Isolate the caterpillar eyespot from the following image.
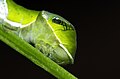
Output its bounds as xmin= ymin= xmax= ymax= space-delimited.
xmin=52 ymin=17 xmax=61 ymax=24
xmin=0 ymin=0 xmax=77 ymax=65
xmin=52 ymin=17 xmax=74 ymax=31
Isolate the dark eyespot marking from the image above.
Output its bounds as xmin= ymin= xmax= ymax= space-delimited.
xmin=52 ymin=17 xmax=74 ymax=31
xmin=52 ymin=17 xmax=61 ymax=24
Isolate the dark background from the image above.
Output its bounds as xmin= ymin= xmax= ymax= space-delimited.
xmin=0 ymin=0 xmax=119 ymax=79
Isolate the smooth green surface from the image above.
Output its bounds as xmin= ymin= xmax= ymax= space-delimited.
xmin=0 ymin=24 xmax=78 ymax=79
xmin=7 ymin=0 xmax=39 ymax=25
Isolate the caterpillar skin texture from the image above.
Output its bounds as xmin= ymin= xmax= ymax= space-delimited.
xmin=0 ymin=0 xmax=77 ymax=65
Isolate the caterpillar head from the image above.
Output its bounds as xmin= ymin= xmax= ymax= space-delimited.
xmin=36 ymin=11 xmax=77 ymax=65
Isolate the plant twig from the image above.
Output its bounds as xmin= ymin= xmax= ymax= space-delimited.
xmin=0 ymin=25 xmax=78 ymax=79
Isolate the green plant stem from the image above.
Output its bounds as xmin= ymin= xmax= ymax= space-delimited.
xmin=0 ymin=25 xmax=78 ymax=79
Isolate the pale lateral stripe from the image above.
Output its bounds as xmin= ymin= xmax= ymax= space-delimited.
xmin=0 ymin=0 xmax=7 ymax=19
xmin=46 ymin=21 xmax=74 ymax=63
xmin=0 ymin=0 xmax=35 ymax=28
xmin=59 ymin=43 xmax=74 ymax=63
xmin=42 ymin=11 xmax=73 ymax=63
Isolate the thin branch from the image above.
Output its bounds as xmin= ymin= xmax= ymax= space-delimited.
xmin=0 ymin=25 xmax=78 ymax=79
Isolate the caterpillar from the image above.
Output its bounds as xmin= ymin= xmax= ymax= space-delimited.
xmin=0 ymin=0 xmax=77 ymax=65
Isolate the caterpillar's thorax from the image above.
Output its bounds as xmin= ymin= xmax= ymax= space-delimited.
xmin=0 ymin=0 xmax=77 ymax=65
xmin=18 ymin=11 xmax=76 ymax=64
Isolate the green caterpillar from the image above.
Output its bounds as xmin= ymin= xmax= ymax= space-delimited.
xmin=0 ymin=0 xmax=77 ymax=65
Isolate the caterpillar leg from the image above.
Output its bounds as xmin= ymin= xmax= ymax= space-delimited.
xmin=2 ymin=23 xmax=19 ymax=31
xmin=35 ymin=40 xmax=71 ymax=65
